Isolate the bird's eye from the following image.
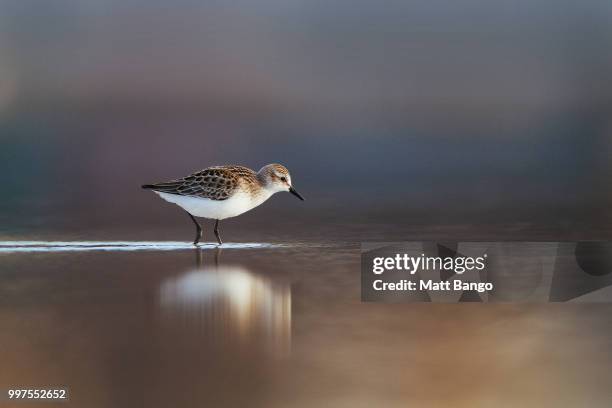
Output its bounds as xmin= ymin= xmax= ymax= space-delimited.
xmin=280 ymin=177 xmax=287 ymax=182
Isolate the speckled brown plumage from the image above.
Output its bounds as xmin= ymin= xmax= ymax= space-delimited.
xmin=142 ymin=165 xmax=259 ymax=201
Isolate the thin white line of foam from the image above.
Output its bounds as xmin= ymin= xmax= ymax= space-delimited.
xmin=0 ymin=241 xmax=287 ymax=253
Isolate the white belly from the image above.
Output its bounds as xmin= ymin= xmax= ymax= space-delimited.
xmin=155 ymin=191 xmax=270 ymax=220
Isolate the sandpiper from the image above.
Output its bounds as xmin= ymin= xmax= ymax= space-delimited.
xmin=142 ymin=164 xmax=304 ymax=245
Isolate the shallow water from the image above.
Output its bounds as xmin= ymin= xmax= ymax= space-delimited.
xmin=0 ymin=241 xmax=292 ymax=253
xmin=1 ymin=240 xmax=611 ymax=407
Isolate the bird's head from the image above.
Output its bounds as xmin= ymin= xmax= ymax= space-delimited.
xmin=258 ymin=163 xmax=304 ymax=200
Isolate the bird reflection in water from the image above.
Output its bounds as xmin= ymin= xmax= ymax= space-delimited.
xmin=159 ymin=249 xmax=291 ymax=355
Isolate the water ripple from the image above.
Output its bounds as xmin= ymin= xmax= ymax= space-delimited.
xmin=0 ymin=241 xmax=288 ymax=253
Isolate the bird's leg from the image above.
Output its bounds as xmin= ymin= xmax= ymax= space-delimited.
xmin=214 ymin=219 xmax=223 ymax=245
xmin=186 ymin=212 xmax=203 ymax=245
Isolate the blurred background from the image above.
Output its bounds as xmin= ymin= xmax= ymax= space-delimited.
xmin=1 ymin=0 xmax=612 ymax=240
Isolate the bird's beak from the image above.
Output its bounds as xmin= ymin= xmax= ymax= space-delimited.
xmin=289 ymin=186 xmax=304 ymax=201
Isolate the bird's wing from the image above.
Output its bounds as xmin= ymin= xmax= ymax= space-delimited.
xmin=142 ymin=166 xmax=247 ymax=201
